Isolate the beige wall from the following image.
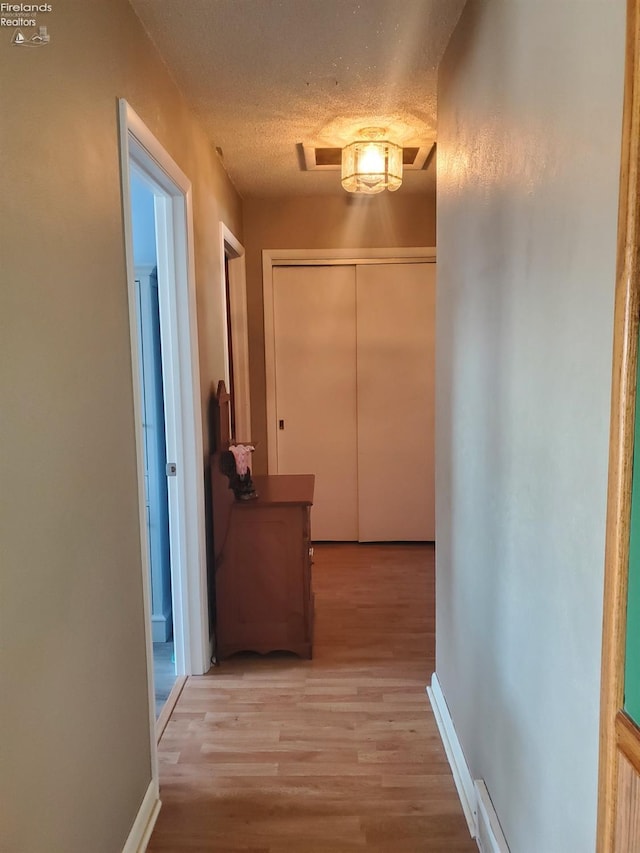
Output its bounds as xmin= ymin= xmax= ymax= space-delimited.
xmin=0 ymin=2 xmax=241 ymax=851
xmin=436 ymin=2 xmax=625 ymax=850
xmin=243 ymin=188 xmax=436 ymax=472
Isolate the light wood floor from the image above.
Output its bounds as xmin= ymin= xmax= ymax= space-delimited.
xmin=148 ymin=543 xmax=476 ymax=853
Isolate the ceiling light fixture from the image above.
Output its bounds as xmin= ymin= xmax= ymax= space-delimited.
xmin=341 ymin=127 xmax=403 ymax=195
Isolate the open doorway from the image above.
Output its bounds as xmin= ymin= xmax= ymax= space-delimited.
xmin=129 ymin=171 xmax=176 ymax=717
xmin=119 ymin=101 xmax=211 ymax=750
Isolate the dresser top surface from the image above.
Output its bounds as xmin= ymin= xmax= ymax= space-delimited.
xmin=238 ymin=474 xmax=315 ymax=507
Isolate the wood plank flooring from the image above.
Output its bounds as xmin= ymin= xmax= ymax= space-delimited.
xmin=148 ymin=543 xmax=476 ymax=852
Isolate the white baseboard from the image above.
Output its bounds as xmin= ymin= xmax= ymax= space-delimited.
xmin=426 ymin=673 xmax=510 ymax=853
xmin=427 ymin=673 xmax=477 ymax=835
xmin=151 ymin=613 xmax=171 ymax=643
xmin=475 ymin=779 xmax=510 ymax=853
xmin=122 ymin=779 xmax=161 ymax=853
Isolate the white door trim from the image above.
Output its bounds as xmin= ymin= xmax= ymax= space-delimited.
xmin=220 ymin=224 xmax=252 ymax=441
xmin=262 ymin=247 xmax=437 ymax=473
xmin=119 ymin=101 xmax=210 ymax=697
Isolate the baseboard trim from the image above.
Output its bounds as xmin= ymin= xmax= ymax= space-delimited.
xmin=122 ymin=779 xmax=161 ymax=853
xmin=475 ymin=779 xmax=510 ymax=853
xmin=151 ymin=613 xmax=172 ymax=643
xmin=426 ymin=673 xmax=510 ymax=853
xmin=427 ymin=673 xmax=477 ymax=835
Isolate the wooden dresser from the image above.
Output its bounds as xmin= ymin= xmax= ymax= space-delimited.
xmin=212 ymin=470 xmax=315 ymax=660
xmin=209 ymin=381 xmax=315 ymax=661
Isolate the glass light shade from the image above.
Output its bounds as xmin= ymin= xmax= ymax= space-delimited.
xmin=341 ymin=139 xmax=403 ymax=194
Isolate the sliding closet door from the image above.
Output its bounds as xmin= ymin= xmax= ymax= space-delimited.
xmin=273 ymin=265 xmax=358 ymax=540
xmin=356 ymin=262 xmax=436 ymax=541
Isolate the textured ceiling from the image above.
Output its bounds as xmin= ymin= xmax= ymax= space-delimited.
xmin=129 ymin=0 xmax=466 ymax=197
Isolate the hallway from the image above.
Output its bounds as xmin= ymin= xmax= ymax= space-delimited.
xmin=147 ymin=543 xmax=475 ymax=852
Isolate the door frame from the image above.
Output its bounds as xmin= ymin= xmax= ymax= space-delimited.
xmin=262 ymin=247 xmax=436 ymax=473
xmin=219 ymin=223 xmax=252 ymax=441
xmin=597 ymin=0 xmax=640 ymax=847
xmin=119 ymin=102 xmax=210 ymax=699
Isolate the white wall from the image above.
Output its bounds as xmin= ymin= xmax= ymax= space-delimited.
xmin=435 ymin=2 xmax=626 ymax=850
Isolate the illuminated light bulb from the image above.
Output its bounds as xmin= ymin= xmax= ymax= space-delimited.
xmin=359 ymin=143 xmax=385 ymax=175
xmin=341 ymin=128 xmax=402 ymax=195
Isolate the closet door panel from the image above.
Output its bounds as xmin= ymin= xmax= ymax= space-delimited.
xmin=356 ymin=262 xmax=436 ymax=541
xmin=273 ymin=265 xmax=358 ymax=540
